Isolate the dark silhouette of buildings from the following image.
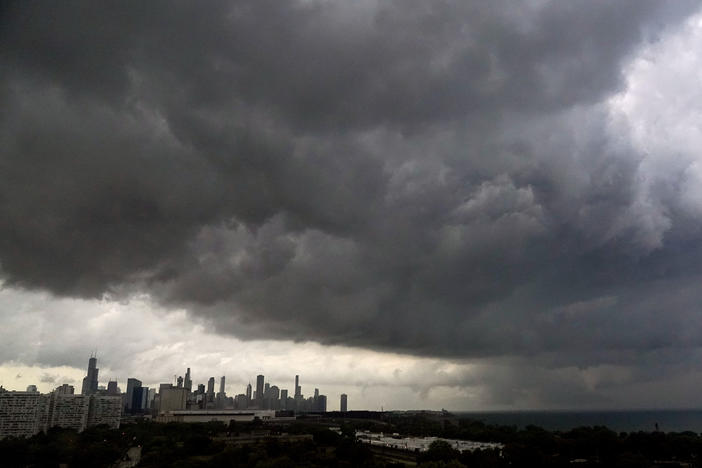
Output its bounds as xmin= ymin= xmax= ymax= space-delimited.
xmin=125 ymin=378 xmax=141 ymax=413
xmin=80 ymin=355 xmax=99 ymax=395
xmin=106 ymin=381 xmax=120 ymax=395
xmin=341 ymin=393 xmax=348 ymax=412
xmin=131 ymin=386 xmax=149 ymax=413
xmin=256 ymin=375 xmax=264 ymax=404
xmin=184 ymin=368 xmax=192 ymax=391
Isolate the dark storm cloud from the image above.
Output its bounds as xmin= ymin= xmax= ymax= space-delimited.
xmin=2 ymin=0 xmax=702 ymax=369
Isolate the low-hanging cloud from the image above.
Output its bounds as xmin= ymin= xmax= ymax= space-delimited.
xmin=2 ymin=0 xmax=702 ymax=372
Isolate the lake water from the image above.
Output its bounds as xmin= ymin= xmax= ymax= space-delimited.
xmin=456 ymin=410 xmax=702 ymax=433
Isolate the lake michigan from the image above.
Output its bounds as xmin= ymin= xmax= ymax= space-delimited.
xmin=456 ymin=410 xmax=702 ymax=433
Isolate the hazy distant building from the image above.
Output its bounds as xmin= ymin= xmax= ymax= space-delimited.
xmin=317 ymin=395 xmax=327 ymax=412
xmin=177 ymin=376 xmax=183 ymax=388
xmin=188 ymin=384 xmax=202 ymax=409
xmin=184 ymin=368 xmax=192 ymax=392
xmin=246 ymin=383 xmax=252 ymax=401
xmin=234 ymin=394 xmax=248 ymax=409
xmin=26 ymin=385 xmax=37 ymax=392
xmin=159 ymin=383 xmax=173 ymax=392
xmin=81 ymin=355 xmax=99 ymax=396
xmin=340 ymin=394 xmax=348 ymax=412
xmin=219 ymin=376 xmax=226 ymax=395
xmin=159 ymin=386 xmax=187 ymax=414
xmin=256 ymin=375 xmax=264 ymax=405
xmin=263 ymin=385 xmax=280 ymax=410
xmin=294 ymin=375 xmax=301 ymax=398
xmin=125 ymin=378 xmax=141 ymax=412
xmin=280 ymin=389 xmax=288 ymax=409
xmin=148 ymin=388 xmax=157 ymax=410
xmin=207 ymin=377 xmax=215 ymax=396
xmin=55 ymin=384 xmax=75 ymax=395
xmin=106 ymin=381 xmax=120 ymax=395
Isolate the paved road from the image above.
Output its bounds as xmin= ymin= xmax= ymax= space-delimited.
xmin=113 ymin=446 xmax=141 ymax=468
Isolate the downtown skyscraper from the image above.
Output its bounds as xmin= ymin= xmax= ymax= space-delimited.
xmin=184 ymin=368 xmax=192 ymax=392
xmin=256 ymin=375 xmax=264 ymax=402
xmin=80 ymin=355 xmax=99 ymax=396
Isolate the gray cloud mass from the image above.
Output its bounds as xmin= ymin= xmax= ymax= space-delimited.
xmin=2 ymin=0 xmax=702 ymax=376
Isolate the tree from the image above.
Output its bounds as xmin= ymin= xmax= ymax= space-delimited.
xmin=420 ymin=440 xmax=460 ymax=463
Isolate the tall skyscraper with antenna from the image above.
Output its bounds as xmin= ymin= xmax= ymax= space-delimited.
xmin=184 ymin=368 xmax=192 ymax=392
xmin=81 ymin=354 xmax=99 ymax=395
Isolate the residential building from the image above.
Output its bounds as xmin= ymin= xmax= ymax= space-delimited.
xmin=47 ymin=393 xmax=90 ymax=432
xmin=0 ymin=391 xmax=49 ymax=439
xmin=87 ymin=395 xmax=121 ymax=429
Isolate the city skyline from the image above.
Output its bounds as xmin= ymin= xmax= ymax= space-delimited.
xmin=2 ymin=355 xmax=348 ymax=413
xmin=4 ymin=1 xmax=702 ymax=411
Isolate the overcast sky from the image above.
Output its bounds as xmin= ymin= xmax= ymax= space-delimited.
xmin=3 ymin=1 xmax=702 ymax=410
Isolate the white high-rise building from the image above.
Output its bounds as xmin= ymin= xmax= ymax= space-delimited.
xmin=0 ymin=391 xmax=49 ymax=439
xmin=0 ymin=389 xmax=122 ymax=439
xmin=47 ymin=393 xmax=90 ymax=433
xmin=87 ymin=395 xmax=121 ymax=429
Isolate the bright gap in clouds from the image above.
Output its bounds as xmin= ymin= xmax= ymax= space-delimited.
xmin=0 ymin=285 xmax=488 ymax=411
xmin=608 ymin=11 xmax=702 ymax=222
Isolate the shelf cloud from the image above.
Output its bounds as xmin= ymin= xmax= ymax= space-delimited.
xmin=3 ymin=1 xmax=702 ymax=406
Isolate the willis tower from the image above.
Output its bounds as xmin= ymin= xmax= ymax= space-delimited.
xmin=81 ymin=354 xmax=99 ymax=395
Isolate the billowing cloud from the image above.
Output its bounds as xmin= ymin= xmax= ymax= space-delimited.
xmin=3 ymin=1 xmax=702 ymax=408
